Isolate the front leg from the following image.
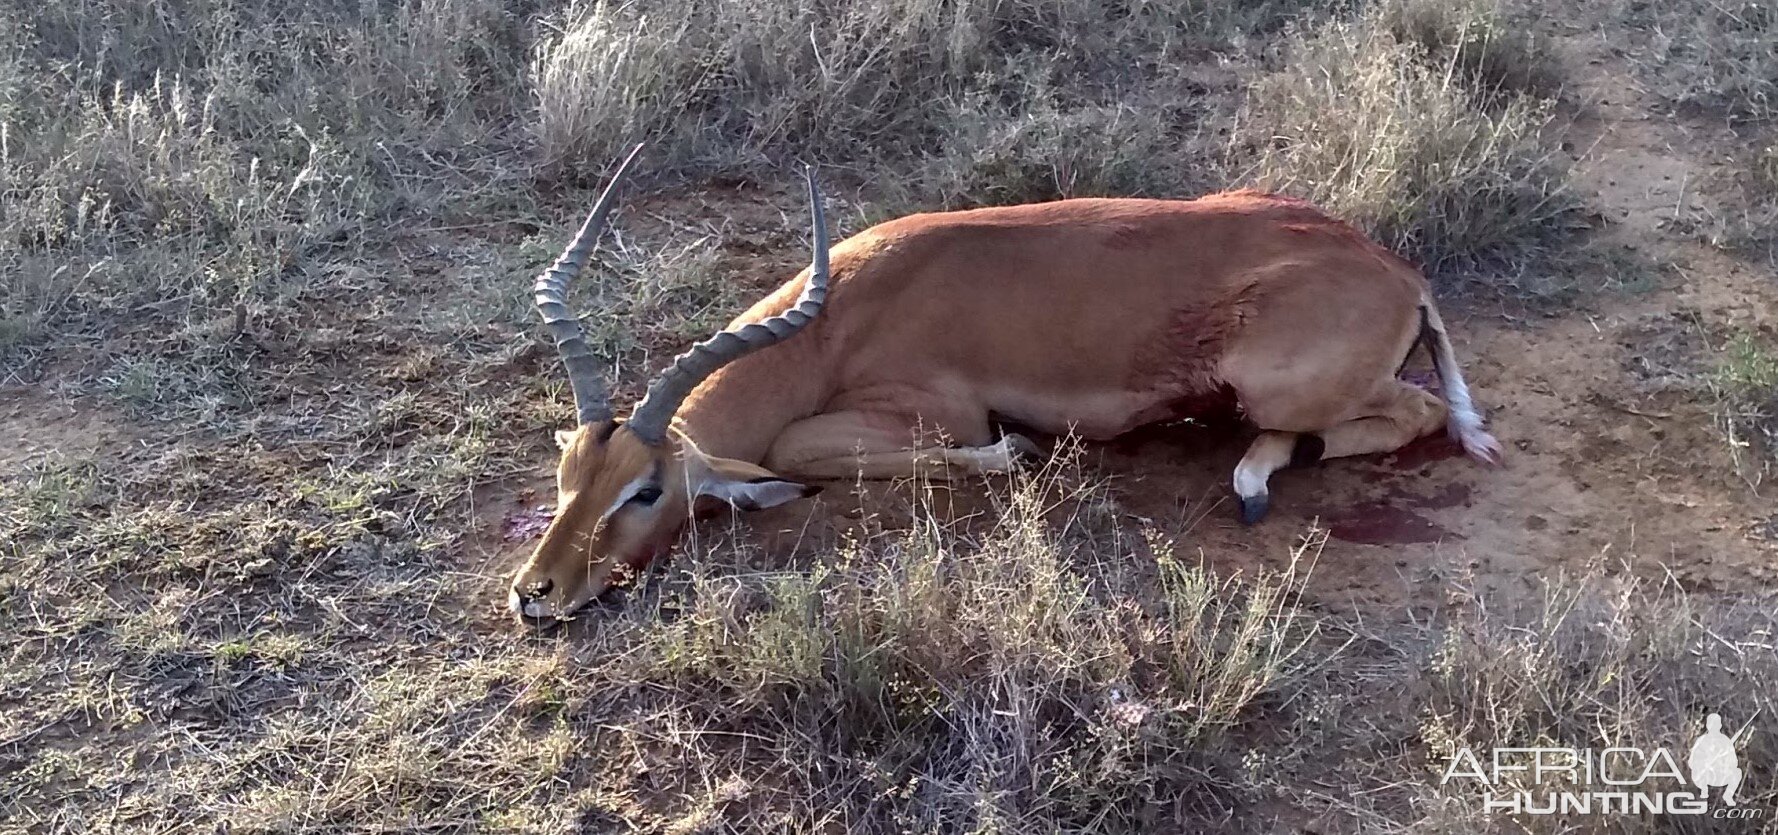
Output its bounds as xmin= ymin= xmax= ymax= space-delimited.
xmin=764 ymin=409 xmax=1037 ymax=481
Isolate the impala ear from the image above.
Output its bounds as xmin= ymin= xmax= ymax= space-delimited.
xmin=555 ymin=429 xmax=576 ymax=450
xmin=694 ymin=455 xmax=820 ymax=512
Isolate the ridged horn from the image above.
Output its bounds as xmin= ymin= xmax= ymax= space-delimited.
xmin=626 ymin=166 xmax=830 ymax=445
xmin=533 ymin=143 xmax=645 ymax=425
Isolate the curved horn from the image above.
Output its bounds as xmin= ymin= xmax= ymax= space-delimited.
xmin=627 ymin=166 xmax=830 ymax=445
xmin=533 ymin=143 xmax=645 ymax=425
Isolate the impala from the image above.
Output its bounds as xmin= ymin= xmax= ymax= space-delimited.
xmin=509 ymin=147 xmax=1503 ymax=624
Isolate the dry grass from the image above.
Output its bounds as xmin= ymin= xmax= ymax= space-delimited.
xmin=0 ymin=0 xmax=1278 ymax=383
xmin=1399 ymin=567 xmax=1778 ymax=833
xmin=529 ymin=0 xmax=1324 ymax=184
xmin=0 ymin=0 xmax=1580 ymax=382
xmin=12 ymin=0 xmax=1777 ymax=832
xmin=0 ymin=0 xmax=534 ymax=399
xmin=10 ymin=436 xmax=1776 ymax=832
xmin=1712 ymin=143 xmax=1778 ymax=266
xmin=1711 ymin=330 xmax=1778 ymax=487
xmin=1622 ymin=0 xmax=1778 ymax=122
xmin=1379 ymin=0 xmax=1561 ymax=103
xmin=1617 ymin=0 xmax=1778 ymax=280
xmin=1231 ymin=2 xmax=1583 ymax=282
xmin=2 ymin=446 xmax=1326 ymax=831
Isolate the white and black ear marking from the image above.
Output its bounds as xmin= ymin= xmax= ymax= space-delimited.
xmin=699 ymin=476 xmax=820 ymax=512
xmin=601 ymin=475 xmax=654 ymax=522
xmin=555 ymin=429 xmax=577 ymax=450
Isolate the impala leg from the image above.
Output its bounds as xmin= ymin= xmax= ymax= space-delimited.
xmin=1232 ymin=431 xmax=1300 ymax=525
xmin=1233 ymin=382 xmax=1448 ymax=524
xmin=764 ymin=410 xmax=1036 ymax=481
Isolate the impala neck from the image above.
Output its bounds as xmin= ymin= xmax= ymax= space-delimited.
xmin=671 ymin=330 xmax=832 ymax=464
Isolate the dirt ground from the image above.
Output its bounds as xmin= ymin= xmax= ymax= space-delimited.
xmin=449 ymin=29 xmax=1778 ymax=635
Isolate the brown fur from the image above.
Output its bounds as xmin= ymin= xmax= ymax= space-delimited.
xmin=511 ymin=191 xmax=1502 ymax=622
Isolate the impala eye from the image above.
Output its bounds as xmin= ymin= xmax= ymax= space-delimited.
xmin=629 ymin=485 xmax=663 ymax=507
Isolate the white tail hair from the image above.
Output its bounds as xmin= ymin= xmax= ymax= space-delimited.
xmin=1421 ymin=300 xmax=1504 ymax=466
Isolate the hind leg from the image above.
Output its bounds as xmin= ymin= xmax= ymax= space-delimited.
xmin=1233 ymin=382 xmax=1447 ymax=523
xmin=1232 ymin=431 xmax=1314 ymax=524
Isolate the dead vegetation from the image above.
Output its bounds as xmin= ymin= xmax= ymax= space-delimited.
xmin=1379 ymin=0 xmax=1561 ymax=103
xmin=1621 ymin=0 xmax=1778 ymax=122
xmin=1712 ymin=330 xmax=1778 ymax=486
xmin=3 ymin=0 xmax=1777 ymax=832
xmin=1231 ymin=0 xmax=1583 ymax=281
xmin=1713 ymin=143 xmax=1778 ymax=269
xmin=9 ymin=443 xmax=1776 ymax=832
xmin=529 ymin=0 xmax=1316 ymax=187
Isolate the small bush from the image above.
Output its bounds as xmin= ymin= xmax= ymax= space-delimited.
xmin=1715 ymin=144 xmax=1778 ymax=264
xmin=914 ymin=91 xmax=1211 ymax=207
xmin=530 ymin=0 xmax=1330 ymax=180
xmin=1627 ymin=0 xmax=1778 ymax=121
xmin=1404 ymin=567 xmax=1778 ymax=830
xmin=1233 ymin=9 xmax=1582 ymax=279
xmin=1379 ymin=0 xmax=1560 ymax=103
xmin=0 ymin=0 xmax=526 ymax=364
xmin=623 ymin=467 xmax=1320 ymax=829
xmin=1711 ymin=331 xmax=1778 ymax=483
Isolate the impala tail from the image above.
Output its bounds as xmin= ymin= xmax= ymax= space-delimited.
xmin=1419 ymin=300 xmax=1504 ymax=466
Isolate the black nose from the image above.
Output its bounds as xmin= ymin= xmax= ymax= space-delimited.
xmin=514 ymin=578 xmax=561 ymax=630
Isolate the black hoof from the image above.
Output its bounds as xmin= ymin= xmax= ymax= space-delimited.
xmin=1238 ymin=493 xmax=1270 ymax=525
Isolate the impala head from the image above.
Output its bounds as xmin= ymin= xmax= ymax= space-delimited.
xmin=509 ymin=146 xmax=830 ymax=625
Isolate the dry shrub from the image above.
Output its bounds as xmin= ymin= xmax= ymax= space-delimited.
xmin=1 ymin=445 xmax=1322 ymax=832
xmin=1715 ymin=143 xmax=1778 ymax=266
xmin=1 ymin=0 xmax=1347 ymax=376
xmin=1379 ymin=0 xmax=1559 ymax=103
xmin=4 ymin=0 xmax=523 ymax=244
xmin=1626 ymin=0 xmax=1778 ymax=121
xmin=13 ymin=426 xmax=1773 ymax=832
xmin=0 ymin=0 xmax=527 ymax=366
xmin=1710 ymin=331 xmax=1778 ymax=486
xmin=913 ymin=85 xmax=1214 ymax=207
xmin=1233 ymin=8 xmax=1582 ymax=280
xmin=1405 ymin=567 xmax=1778 ymax=832
xmin=529 ymin=0 xmax=1329 ymax=182
xmin=616 ymin=466 xmax=1320 ymax=829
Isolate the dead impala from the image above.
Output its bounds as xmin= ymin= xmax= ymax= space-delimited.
xmin=510 ymin=147 xmax=1503 ymax=624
